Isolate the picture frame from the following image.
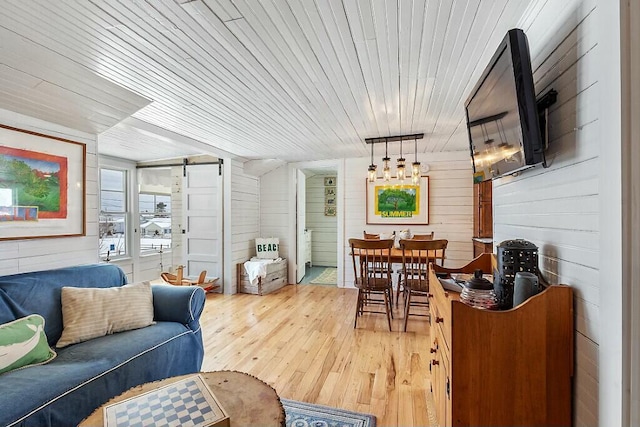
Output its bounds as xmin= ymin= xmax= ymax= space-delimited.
xmin=325 ymin=195 xmax=336 ymax=206
xmin=366 ymin=176 xmax=429 ymax=225
xmin=324 ymin=176 xmax=336 ymax=186
xmin=324 ymin=206 xmax=336 ymax=216
xmin=0 ymin=125 xmax=86 ymax=240
xmin=325 ymin=187 xmax=336 ymax=196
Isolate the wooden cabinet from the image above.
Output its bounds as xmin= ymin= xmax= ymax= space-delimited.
xmin=473 ymin=181 xmax=493 ymax=238
xmin=472 ymin=238 xmax=493 ymax=257
xmin=429 ymin=254 xmax=573 ymax=426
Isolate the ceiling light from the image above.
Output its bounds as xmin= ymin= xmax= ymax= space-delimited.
xmin=365 ymin=134 xmax=424 ymax=185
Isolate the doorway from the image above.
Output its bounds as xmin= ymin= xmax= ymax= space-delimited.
xmin=296 ymin=167 xmax=339 ymax=285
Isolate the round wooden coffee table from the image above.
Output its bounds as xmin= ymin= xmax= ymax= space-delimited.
xmin=80 ymin=371 xmax=285 ymax=426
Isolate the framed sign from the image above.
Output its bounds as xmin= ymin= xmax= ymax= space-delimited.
xmin=0 ymin=125 xmax=86 ymax=240
xmin=366 ymin=177 xmax=429 ymax=225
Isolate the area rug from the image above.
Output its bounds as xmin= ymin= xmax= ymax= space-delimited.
xmin=309 ymin=267 xmax=337 ymax=285
xmin=282 ymin=398 xmax=376 ymax=427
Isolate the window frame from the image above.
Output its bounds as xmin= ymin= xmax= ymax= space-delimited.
xmin=99 ymin=163 xmax=131 ymax=260
xmin=138 ymin=192 xmax=173 ymax=256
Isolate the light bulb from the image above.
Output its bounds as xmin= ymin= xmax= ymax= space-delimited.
xmin=412 ymin=164 xmax=420 ymax=185
xmin=397 ymin=158 xmax=406 ymax=181
xmin=412 ymin=162 xmax=421 ymax=183
xmin=383 ymin=157 xmax=391 ymax=181
xmin=368 ymin=164 xmax=377 ymax=182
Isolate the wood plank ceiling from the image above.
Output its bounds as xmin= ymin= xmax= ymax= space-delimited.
xmin=0 ymin=0 xmax=535 ymax=162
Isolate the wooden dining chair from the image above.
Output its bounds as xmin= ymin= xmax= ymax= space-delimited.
xmin=363 ymin=231 xmax=380 ymax=239
xmin=398 ymin=239 xmax=448 ymax=331
xmin=349 ymin=238 xmax=394 ymax=331
xmin=411 ymin=232 xmax=434 ymax=240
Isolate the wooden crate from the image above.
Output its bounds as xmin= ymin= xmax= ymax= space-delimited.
xmin=237 ymin=259 xmax=288 ymax=295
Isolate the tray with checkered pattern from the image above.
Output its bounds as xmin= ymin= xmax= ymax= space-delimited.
xmin=104 ymin=374 xmax=229 ymax=427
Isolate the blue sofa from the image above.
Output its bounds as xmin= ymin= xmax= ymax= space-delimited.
xmin=0 ymin=264 xmax=206 ymax=427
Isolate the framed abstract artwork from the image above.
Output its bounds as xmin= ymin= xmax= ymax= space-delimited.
xmin=366 ymin=176 xmax=429 ymax=225
xmin=0 ymin=125 xmax=86 ymax=240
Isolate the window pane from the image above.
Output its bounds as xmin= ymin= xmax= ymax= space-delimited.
xmin=139 ymin=193 xmax=172 ymax=253
xmin=155 ymin=195 xmax=171 ymax=213
xmin=100 ymin=169 xmax=126 ymax=213
xmin=138 ymin=168 xmax=172 ymax=255
xmin=99 ymin=168 xmax=127 ymax=259
xmin=101 ymin=190 xmax=125 ymax=212
xmin=99 ymin=213 xmax=127 ymax=257
xmin=139 ymin=194 xmax=155 ymax=213
xmin=100 ymin=169 xmax=124 ymax=192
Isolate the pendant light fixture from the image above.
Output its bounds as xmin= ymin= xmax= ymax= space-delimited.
xmin=382 ymin=138 xmax=391 ymax=181
xmin=367 ymin=139 xmax=377 ymax=182
xmin=412 ymin=135 xmax=421 ymax=185
xmin=364 ymin=133 xmax=425 ymax=184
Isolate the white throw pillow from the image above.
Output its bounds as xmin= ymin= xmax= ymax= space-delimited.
xmin=255 ymin=237 xmax=279 ymax=259
xmin=56 ymin=281 xmax=154 ymax=348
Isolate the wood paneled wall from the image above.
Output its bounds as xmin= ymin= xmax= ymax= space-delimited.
xmin=305 ymin=174 xmax=337 ymax=267
xmin=0 ymin=109 xmax=98 ymax=275
xmin=492 ymin=1 xmax=600 ymax=425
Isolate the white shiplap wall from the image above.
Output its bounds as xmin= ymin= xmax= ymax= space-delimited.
xmin=0 ymin=109 xmax=98 ymax=274
xmin=260 ymin=165 xmax=294 ymax=282
xmin=228 ymin=159 xmax=260 ymax=293
xmin=305 ymin=174 xmax=337 ymax=267
xmin=259 ymin=164 xmax=296 ymax=283
xmin=495 ymin=1 xmax=600 ymax=425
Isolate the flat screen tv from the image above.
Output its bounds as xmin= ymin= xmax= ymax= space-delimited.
xmin=465 ymin=28 xmax=543 ymax=182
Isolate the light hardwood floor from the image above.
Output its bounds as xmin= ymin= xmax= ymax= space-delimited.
xmin=200 ymin=284 xmax=436 ymax=426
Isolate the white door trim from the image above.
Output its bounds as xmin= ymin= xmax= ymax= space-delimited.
xmin=287 ymin=159 xmax=344 ymax=287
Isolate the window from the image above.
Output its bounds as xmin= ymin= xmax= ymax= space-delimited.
xmin=139 ymin=193 xmax=172 ymax=253
xmin=99 ymin=168 xmax=128 ymax=258
xmin=138 ymin=168 xmax=172 ymax=255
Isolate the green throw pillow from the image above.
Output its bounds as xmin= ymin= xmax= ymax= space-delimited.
xmin=0 ymin=314 xmax=56 ymax=375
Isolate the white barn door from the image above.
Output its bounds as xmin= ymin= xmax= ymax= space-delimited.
xmin=183 ymin=164 xmax=223 ymax=286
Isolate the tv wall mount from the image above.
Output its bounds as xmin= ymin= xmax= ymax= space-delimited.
xmin=537 ymin=88 xmax=558 ymax=168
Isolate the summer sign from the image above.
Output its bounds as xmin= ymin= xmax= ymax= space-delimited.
xmin=366 ymin=177 xmax=429 ymax=225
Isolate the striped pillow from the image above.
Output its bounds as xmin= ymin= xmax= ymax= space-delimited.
xmin=56 ymin=281 xmax=154 ymax=348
